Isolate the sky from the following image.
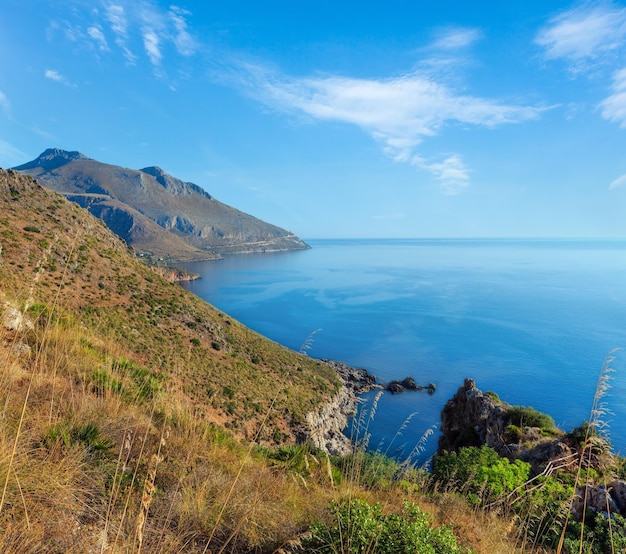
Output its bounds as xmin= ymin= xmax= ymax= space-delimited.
xmin=2 ymin=1 xmax=626 ymax=238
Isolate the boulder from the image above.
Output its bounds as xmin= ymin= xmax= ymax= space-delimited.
xmin=400 ymin=376 xmax=421 ymax=390
xmin=438 ymin=378 xmax=510 ymax=455
xmin=387 ymin=381 xmax=405 ymax=394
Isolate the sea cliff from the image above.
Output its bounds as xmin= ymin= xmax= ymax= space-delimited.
xmin=304 ymin=360 xmax=377 ymax=455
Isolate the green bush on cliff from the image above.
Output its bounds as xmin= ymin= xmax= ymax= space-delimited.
xmin=506 ymin=405 xmax=556 ymax=434
xmin=563 ymin=512 xmax=626 ymax=554
xmin=303 ymin=498 xmax=469 ymax=554
xmin=433 ymin=446 xmax=530 ymax=503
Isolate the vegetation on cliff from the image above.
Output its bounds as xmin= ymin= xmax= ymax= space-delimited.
xmin=1 ymin=167 xmax=623 ymax=553
xmin=0 ymin=168 xmax=476 ymax=552
xmin=434 ymin=375 xmax=626 ymax=553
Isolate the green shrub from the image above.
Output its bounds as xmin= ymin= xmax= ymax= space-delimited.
xmin=504 ymin=424 xmax=522 ymax=444
xmin=566 ymin=421 xmax=611 ymax=453
xmin=90 ymin=369 xmax=124 ymax=396
xmin=23 ymin=225 xmax=40 ymax=233
xmin=43 ymin=421 xmax=113 ymax=453
xmin=563 ymin=512 xmax=626 ymax=553
xmin=303 ymin=498 xmax=468 ymax=554
xmin=433 ymin=446 xmax=530 ymax=502
xmin=485 ymin=391 xmax=500 ymax=402
xmin=506 ymin=405 xmax=556 ymax=432
xmin=335 ymin=451 xmax=402 ymax=489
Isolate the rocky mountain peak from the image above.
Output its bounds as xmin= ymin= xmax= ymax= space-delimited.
xmin=14 ymin=148 xmax=90 ymax=171
xmin=140 ymin=166 xmax=211 ymax=199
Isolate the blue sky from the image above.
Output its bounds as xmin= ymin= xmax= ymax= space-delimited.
xmin=2 ymin=1 xmax=626 ymax=238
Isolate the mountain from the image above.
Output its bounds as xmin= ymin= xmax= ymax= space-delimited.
xmin=14 ymin=148 xmax=309 ymax=262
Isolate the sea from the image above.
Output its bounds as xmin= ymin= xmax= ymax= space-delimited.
xmin=179 ymin=239 xmax=626 ymax=463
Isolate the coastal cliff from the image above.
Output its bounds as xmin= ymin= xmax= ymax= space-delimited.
xmin=438 ymin=378 xmax=626 ymax=526
xmin=304 ymin=360 xmax=377 ymax=455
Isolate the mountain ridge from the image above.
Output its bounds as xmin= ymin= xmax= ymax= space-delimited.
xmin=14 ymin=149 xmax=309 ymax=262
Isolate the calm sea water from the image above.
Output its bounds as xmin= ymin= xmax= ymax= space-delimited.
xmin=180 ymin=239 xmax=626 ymax=461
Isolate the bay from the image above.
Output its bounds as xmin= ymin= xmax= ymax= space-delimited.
xmin=179 ymin=239 xmax=626 ymax=462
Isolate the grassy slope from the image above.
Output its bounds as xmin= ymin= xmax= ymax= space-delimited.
xmin=0 ymin=169 xmax=521 ymax=553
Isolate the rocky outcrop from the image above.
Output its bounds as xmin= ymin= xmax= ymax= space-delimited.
xmin=304 ymin=360 xmax=377 ymax=455
xmin=572 ymin=480 xmax=626 ymax=521
xmin=438 ymin=378 xmax=575 ymax=473
xmin=386 ymin=376 xmax=436 ymax=394
xmin=439 ymin=378 xmax=511 ymax=454
xmin=149 ymin=265 xmax=200 ymax=283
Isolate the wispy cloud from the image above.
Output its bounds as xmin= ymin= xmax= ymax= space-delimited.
xmin=536 ymin=4 xmax=626 ymax=131
xmin=50 ymin=1 xmax=198 ymax=75
xmin=87 ymin=25 xmax=109 ymax=51
xmin=535 ymin=2 xmax=626 ymax=71
xmin=44 ymin=68 xmax=76 ymax=88
xmin=137 ymin=3 xmax=197 ymax=71
xmin=45 ymin=69 xmax=64 ymax=82
xmin=411 ymin=154 xmax=470 ymax=195
xmin=141 ymin=29 xmax=162 ymax=66
xmin=0 ymin=91 xmax=11 ymax=119
xmin=105 ymin=4 xmax=136 ymax=63
xmin=430 ymin=27 xmax=482 ymax=51
xmin=0 ymin=139 xmax=27 ymax=168
xmin=599 ymin=67 xmax=626 ymax=126
xmin=231 ymin=64 xmax=541 ymax=192
xmin=610 ymin=173 xmax=626 ymax=189
xmin=169 ymin=6 xmax=197 ymax=57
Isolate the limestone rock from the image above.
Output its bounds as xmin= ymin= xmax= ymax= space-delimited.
xmin=303 ymin=360 xmax=377 ymax=455
xmin=438 ymin=378 xmax=510 ymax=455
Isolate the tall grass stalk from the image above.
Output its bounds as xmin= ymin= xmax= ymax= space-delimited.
xmin=112 ymin=404 xmax=156 ymax=551
xmin=299 ymin=328 xmax=322 ymax=356
xmin=556 ymin=349 xmax=619 ymax=554
xmin=202 ymin=379 xmax=283 ymax=554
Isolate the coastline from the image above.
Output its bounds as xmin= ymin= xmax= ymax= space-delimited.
xmin=304 ymin=359 xmax=378 ymax=455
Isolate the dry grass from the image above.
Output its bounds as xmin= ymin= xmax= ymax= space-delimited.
xmin=0 ymin=169 xmax=536 ymax=553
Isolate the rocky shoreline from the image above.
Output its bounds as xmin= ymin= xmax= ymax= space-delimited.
xmin=304 ymin=360 xmax=378 ymax=455
xmin=302 ymin=361 xmax=439 ymax=455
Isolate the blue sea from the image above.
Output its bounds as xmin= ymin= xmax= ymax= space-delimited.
xmin=179 ymin=239 xmax=626 ymax=462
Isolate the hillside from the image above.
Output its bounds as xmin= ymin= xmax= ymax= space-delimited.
xmin=14 ymin=149 xmax=309 ymax=262
xmin=0 ymin=168 xmax=484 ymax=553
xmin=0 ymin=168 xmax=336 ymax=550
xmin=5 ymin=166 xmax=615 ymax=553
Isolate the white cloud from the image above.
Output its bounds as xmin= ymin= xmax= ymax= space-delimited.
xmin=610 ymin=173 xmax=626 ymax=189
xmin=44 ymin=69 xmax=76 ymax=88
xmin=431 ymin=27 xmax=482 ymax=51
xmin=599 ymin=67 xmax=626 ymax=126
xmin=411 ymin=154 xmax=470 ymax=195
xmin=233 ymin=64 xmax=541 ymax=192
xmin=106 ymin=4 xmax=127 ymax=38
xmin=105 ymin=4 xmax=136 ymax=63
xmin=56 ymin=2 xmax=198 ymax=71
xmin=87 ymin=25 xmax=109 ymax=51
xmin=0 ymin=91 xmax=11 ymax=118
xmin=142 ymin=29 xmax=162 ymax=66
xmin=535 ymin=2 xmax=626 ymax=70
xmin=0 ymin=140 xmax=27 ymax=168
xmin=169 ymin=6 xmax=197 ymax=56
xmin=45 ymin=69 xmax=64 ymax=82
